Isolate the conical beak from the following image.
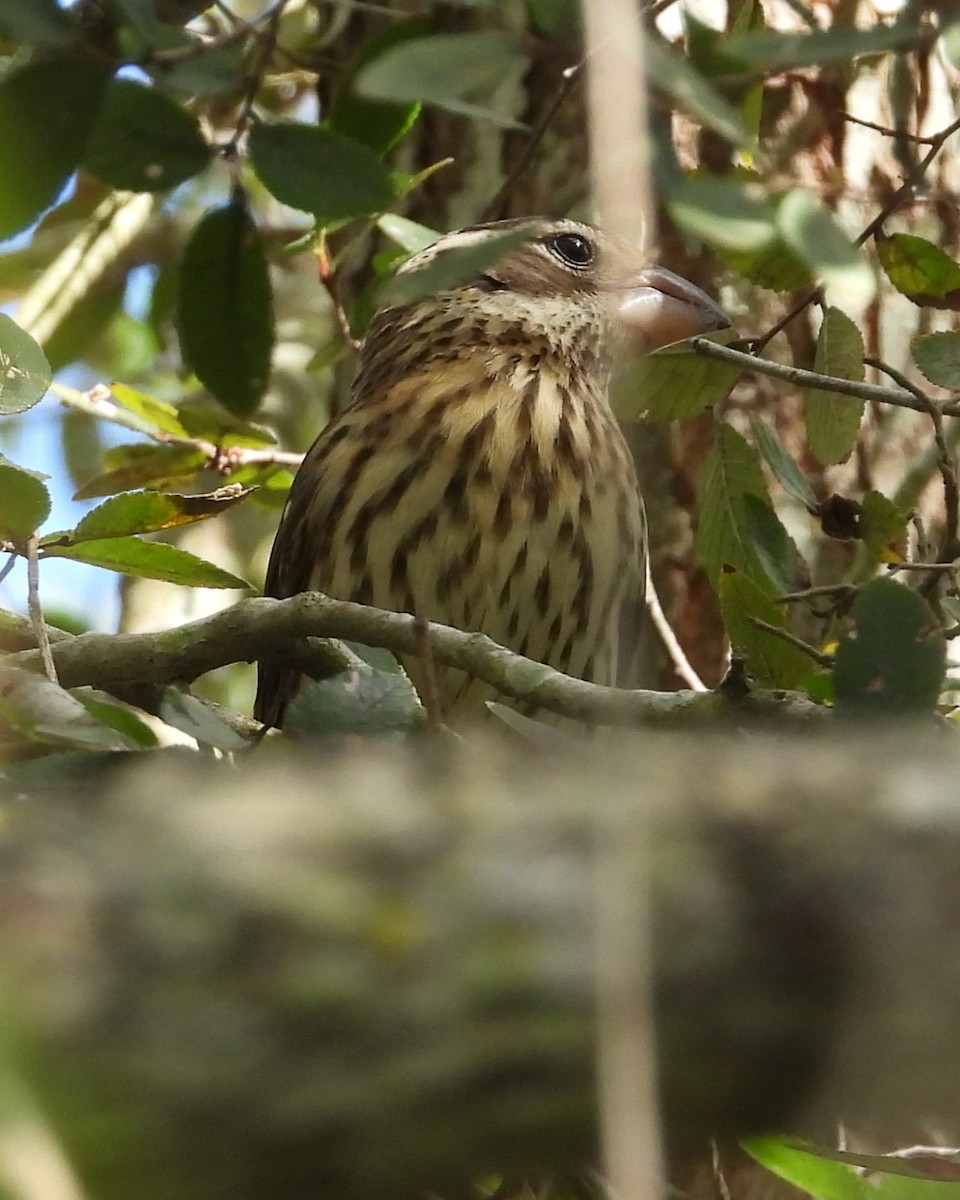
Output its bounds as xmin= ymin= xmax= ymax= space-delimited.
xmin=617 ymin=267 xmax=730 ymax=352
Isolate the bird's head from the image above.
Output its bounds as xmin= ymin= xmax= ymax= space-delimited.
xmin=354 ymin=218 xmax=730 ymax=403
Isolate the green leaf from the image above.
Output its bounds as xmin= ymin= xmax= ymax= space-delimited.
xmin=151 ymin=38 xmax=247 ymax=101
xmin=66 ymin=486 xmax=253 ymax=543
xmin=178 ymin=201 xmax=274 ymax=417
xmin=910 ymin=331 xmax=960 ymax=390
xmin=749 ymin=413 xmax=818 ymax=510
xmin=778 ymin=189 xmax=875 ymax=309
xmin=249 ymin=122 xmax=395 ymax=221
xmin=645 ymin=38 xmax=750 ymax=148
xmin=804 ymin=306 xmax=866 ymax=465
xmin=719 ymin=237 xmax=812 ymax=292
xmin=858 ymin=491 xmax=907 ymax=563
xmin=718 ymin=568 xmax=810 ymax=688
xmin=73 ymin=445 xmax=208 ymax=500
xmin=613 ymin=339 xmax=740 ymax=421
xmin=695 ymin=422 xmax=779 ymax=593
xmin=158 ymin=689 xmax=249 ymax=751
xmin=40 ymin=537 xmax=250 ymax=589
xmin=109 ymin=383 xmax=191 ymax=438
xmin=0 ymin=313 xmax=51 ymax=415
xmin=71 ymin=688 xmax=158 ymax=748
xmin=0 ymin=458 xmax=51 ymax=540
xmin=354 ymin=31 xmax=529 ymax=125
xmin=327 ymin=18 xmax=426 ymax=154
xmin=742 ymin=1136 xmax=871 ymax=1200
xmin=376 ymin=212 xmax=439 ymax=254
xmin=0 ymin=0 xmax=75 ymax=48
xmin=82 ymin=78 xmax=211 ymax=193
xmin=877 ymin=233 xmax=960 ymax=299
xmin=0 ymin=58 xmax=109 ymax=239
xmin=741 ymin=492 xmax=801 ymax=597
xmin=285 ymin=666 xmax=423 ymax=740
xmin=728 ymin=24 xmax=918 ymax=69
xmin=666 ymin=174 xmax=776 ymax=252
xmin=833 ymin=577 xmax=945 ymax=716
xmin=0 ymin=667 xmax=131 ymax=752
xmin=380 ymin=222 xmax=538 ymax=307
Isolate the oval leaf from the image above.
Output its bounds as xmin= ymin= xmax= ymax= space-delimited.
xmin=327 ymin=18 xmax=426 ymax=154
xmin=877 ymin=232 xmax=960 ymax=302
xmin=804 ymin=306 xmax=865 ymax=465
xmin=778 ymin=189 xmax=875 ymax=309
xmin=0 ymin=313 xmax=51 ymax=415
xmin=178 ymin=201 xmax=274 ymax=417
xmin=667 ymin=174 xmax=776 ymax=252
xmin=833 ymin=577 xmax=945 ymax=716
xmin=249 ymin=122 xmax=394 ymax=221
xmin=110 ymin=383 xmax=190 ymax=438
xmin=67 ymin=486 xmax=254 ymax=543
xmin=718 ymin=568 xmax=811 ymax=689
xmin=748 ymin=413 xmax=818 ymax=511
xmin=82 ymin=78 xmax=211 ymax=193
xmin=0 ymin=58 xmax=109 ymax=239
xmin=73 ymin=445 xmax=208 ymax=501
xmin=858 ymin=491 xmax=908 ymax=564
xmin=0 ymin=459 xmax=51 ymax=540
xmin=614 ymin=343 xmax=740 ymax=422
xmin=40 ymin=537 xmax=250 ymax=589
xmin=911 ymin=331 xmax=960 ymax=390
xmin=695 ymin=421 xmax=780 ymax=593
xmin=645 ymin=38 xmax=750 ymax=148
xmin=355 ymin=30 xmax=529 ymax=120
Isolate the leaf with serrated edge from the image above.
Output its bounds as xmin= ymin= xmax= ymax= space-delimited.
xmin=66 ymin=487 xmax=254 ymax=543
xmin=73 ymin=446 xmax=207 ymax=500
xmin=40 ymin=537 xmax=249 ymax=589
xmin=0 ymin=461 xmax=51 ymax=539
xmin=878 ymin=233 xmax=960 ymax=298
xmin=833 ymin=577 xmax=945 ymax=716
xmin=911 ymin=331 xmax=960 ymax=390
xmin=0 ymin=313 xmax=51 ymax=415
xmin=695 ymin=422 xmax=780 ymax=594
xmin=718 ymin=569 xmax=810 ymax=688
xmin=804 ymin=306 xmax=865 ymax=465
xmin=615 ymin=344 xmax=740 ymax=422
xmin=858 ymin=491 xmax=907 ymax=563
xmin=110 ymin=383 xmax=190 ymax=437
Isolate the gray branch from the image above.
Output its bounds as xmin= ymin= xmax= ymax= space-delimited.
xmin=5 ymin=594 xmax=826 ymax=727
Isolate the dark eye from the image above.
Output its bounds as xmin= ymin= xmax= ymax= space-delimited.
xmin=547 ymin=231 xmax=595 ymax=269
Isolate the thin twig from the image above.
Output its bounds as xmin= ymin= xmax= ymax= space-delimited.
xmin=841 ymin=112 xmax=939 ymax=145
xmin=752 ymin=114 xmax=960 ymax=351
xmin=776 ymin=583 xmax=858 ymax=605
xmin=224 ymin=0 xmax=291 ymax=156
xmin=887 ymin=560 xmax=959 ymax=572
xmin=689 ymin=338 xmax=956 ymax=415
xmin=412 ymin=615 xmax=443 ymax=730
xmin=865 ymin=355 xmax=960 ymax=563
xmin=645 ymin=561 xmax=706 ymax=691
xmin=747 ymin=616 xmax=834 ymax=668
xmin=49 ymin=381 xmax=303 ymax=471
xmin=483 ymin=63 xmax=583 ymax=222
xmin=25 ymin=536 xmax=57 ymax=684
xmin=0 ymin=554 xmax=16 ymax=587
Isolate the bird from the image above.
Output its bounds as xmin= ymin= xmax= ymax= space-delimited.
xmin=254 ymin=217 xmax=729 ymax=729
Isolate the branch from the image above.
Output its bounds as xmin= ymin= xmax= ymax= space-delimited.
xmin=50 ymin=381 xmax=303 ymax=472
xmin=6 ymin=595 xmax=827 ymax=728
xmin=689 ymin=338 xmax=960 ymax=417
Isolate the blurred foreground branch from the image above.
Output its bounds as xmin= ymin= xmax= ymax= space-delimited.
xmin=1 ymin=734 xmax=960 ymax=1198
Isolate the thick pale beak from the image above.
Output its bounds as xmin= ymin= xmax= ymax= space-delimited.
xmin=618 ymin=267 xmax=730 ymax=351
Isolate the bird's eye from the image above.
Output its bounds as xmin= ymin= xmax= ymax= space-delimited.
xmin=547 ymin=232 xmax=595 ymax=269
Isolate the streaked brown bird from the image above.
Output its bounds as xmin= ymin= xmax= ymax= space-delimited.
xmin=255 ymin=218 xmax=729 ymax=728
